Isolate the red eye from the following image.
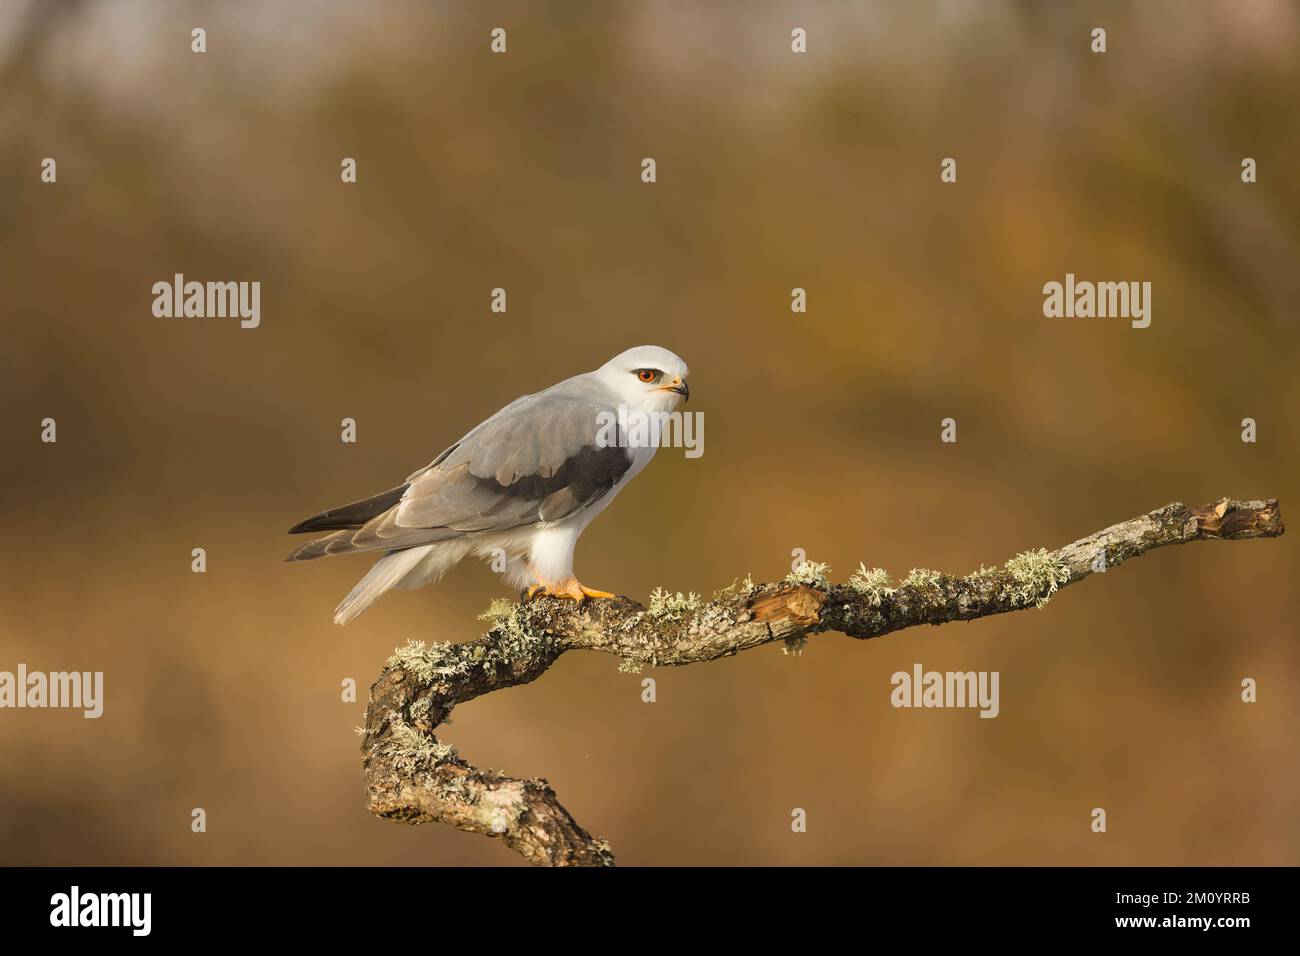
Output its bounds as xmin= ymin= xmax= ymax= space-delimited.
xmin=637 ymin=369 xmax=656 ymax=383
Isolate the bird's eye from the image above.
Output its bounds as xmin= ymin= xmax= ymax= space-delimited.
xmin=636 ymin=369 xmax=658 ymax=384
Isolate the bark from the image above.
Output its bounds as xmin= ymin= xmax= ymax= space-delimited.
xmin=360 ymin=497 xmax=1283 ymax=866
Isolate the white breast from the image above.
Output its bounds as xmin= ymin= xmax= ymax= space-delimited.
xmin=524 ymin=444 xmax=657 ymax=586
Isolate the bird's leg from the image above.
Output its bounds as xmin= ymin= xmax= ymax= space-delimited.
xmin=530 ymin=579 xmax=616 ymax=601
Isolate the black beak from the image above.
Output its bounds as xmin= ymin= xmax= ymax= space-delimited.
xmin=673 ymin=379 xmax=690 ymax=402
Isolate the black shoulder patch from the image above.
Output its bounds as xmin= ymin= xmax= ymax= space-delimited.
xmin=493 ymin=445 xmax=633 ymax=507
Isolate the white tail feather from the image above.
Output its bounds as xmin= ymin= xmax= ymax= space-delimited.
xmin=333 ymin=545 xmax=436 ymax=625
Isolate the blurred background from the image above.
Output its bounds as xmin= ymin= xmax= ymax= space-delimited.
xmin=1 ymin=0 xmax=1297 ymax=866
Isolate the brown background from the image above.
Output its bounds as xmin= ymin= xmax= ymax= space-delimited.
xmin=1 ymin=0 xmax=1297 ymax=865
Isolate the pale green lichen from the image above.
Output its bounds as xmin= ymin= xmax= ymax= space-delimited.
xmin=617 ymin=658 xmax=644 ymax=674
xmin=847 ymin=564 xmax=895 ymax=606
xmin=383 ymin=717 xmax=458 ymax=774
xmin=387 ymin=639 xmax=466 ymax=683
xmin=616 ymin=610 xmax=647 ymax=632
xmin=409 ymin=695 xmax=432 ymax=722
xmin=387 ymin=600 xmax=551 ymax=687
xmin=437 ymin=774 xmax=472 ymax=801
xmin=647 ymin=587 xmax=702 ymax=621
xmin=902 ymin=567 xmax=943 ymax=590
xmin=477 ymin=597 xmax=516 ymax=626
xmin=477 ymin=598 xmax=538 ymax=646
xmin=785 ymin=560 xmax=831 ymax=588
xmin=695 ymin=599 xmax=738 ymax=632
xmin=1003 ymin=548 xmax=1072 ymax=608
xmin=713 ymin=575 xmax=756 ymax=601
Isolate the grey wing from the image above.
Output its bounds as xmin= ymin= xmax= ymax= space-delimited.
xmin=287 ymin=385 xmax=632 ymax=561
xmin=394 ymin=388 xmax=631 ymax=532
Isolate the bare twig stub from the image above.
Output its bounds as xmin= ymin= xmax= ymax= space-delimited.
xmin=360 ymin=497 xmax=1283 ymax=866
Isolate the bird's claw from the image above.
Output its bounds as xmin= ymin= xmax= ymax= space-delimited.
xmin=524 ymin=580 xmax=616 ymax=602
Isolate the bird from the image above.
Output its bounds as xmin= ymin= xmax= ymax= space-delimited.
xmin=286 ymin=345 xmax=690 ymax=625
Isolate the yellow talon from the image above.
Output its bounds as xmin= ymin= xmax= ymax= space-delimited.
xmin=526 ymin=580 xmax=617 ymax=602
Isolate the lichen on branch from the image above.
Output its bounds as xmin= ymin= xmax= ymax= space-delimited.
xmin=361 ymin=497 xmax=1283 ymax=866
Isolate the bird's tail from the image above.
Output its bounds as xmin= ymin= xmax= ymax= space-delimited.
xmin=332 ymin=540 xmax=469 ymax=625
xmin=333 ymin=545 xmax=434 ymax=625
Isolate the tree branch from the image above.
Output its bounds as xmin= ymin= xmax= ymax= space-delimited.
xmin=360 ymin=497 xmax=1283 ymax=866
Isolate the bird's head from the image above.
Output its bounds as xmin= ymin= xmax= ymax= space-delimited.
xmin=596 ymin=345 xmax=690 ymax=411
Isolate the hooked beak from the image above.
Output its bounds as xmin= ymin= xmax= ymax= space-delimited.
xmin=670 ymin=377 xmax=690 ymax=402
